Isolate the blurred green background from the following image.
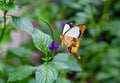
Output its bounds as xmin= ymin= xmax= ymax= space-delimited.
xmin=0 ymin=0 xmax=120 ymax=83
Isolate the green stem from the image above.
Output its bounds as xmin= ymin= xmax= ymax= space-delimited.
xmin=98 ymin=0 xmax=113 ymax=25
xmin=89 ymin=5 xmax=95 ymax=27
xmin=0 ymin=10 xmax=7 ymax=44
xmin=45 ymin=53 xmax=49 ymax=64
xmin=39 ymin=18 xmax=56 ymax=63
xmin=39 ymin=17 xmax=55 ymax=41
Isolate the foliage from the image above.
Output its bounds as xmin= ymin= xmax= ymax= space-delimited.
xmin=8 ymin=65 xmax=35 ymax=82
xmin=0 ymin=0 xmax=120 ymax=83
xmin=35 ymin=64 xmax=58 ymax=83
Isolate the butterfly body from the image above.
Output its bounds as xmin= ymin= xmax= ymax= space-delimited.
xmin=60 ymin=35 xmax=79 ymax=53
xmin=60 ymin=22 xmax=86 ymax=58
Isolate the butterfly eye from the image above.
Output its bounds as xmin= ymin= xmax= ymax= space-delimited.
xmin=69 ymin=22 xmax=73 ymax=25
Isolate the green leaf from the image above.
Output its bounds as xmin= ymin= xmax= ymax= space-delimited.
xmin=104 ymin=21 xmax=120 ymax=37
xmin=12 ymin=16 xmax=34 ymax=34
xmin=0 ymin=62 xmax=5 ymax=74
xmin=8 ymin=47 xmax=37 ymax=57
xmin=65 ymin=58 xmax=82 ymax=71
xmin=36 ymin=64 xmax=58 ymax=83
xmin=28 ymin=79 xmax=36 ymax=83
xmin=112 ymin=38 xmax=120 ymax=46
xmin=96 ymin=72 xmax=109 ymax=80
xmin=8 ymin=65 xmax=35 ymax=82
xmin=6 ymin=3 xmax=16 ymax=10
xmin=52 ymin=62 xmax=69 ymax=70
xmin=55 ymin=77 xmax=71 ymax=83
xmin=54 ymin=53 xmax=69 ymax=62
xmin=32 ymin=29 xmax=52 ymax=54
xmin=69 ymin=3 xmax=82 ymax=9
xmin=53 ymin=53 xmax=82 ymax=71
xmin=9 ymin=5 xmax=19 ymax=14
xmin=78 ymin=0 xmax=93 ymax=5
xmin=0 ymin=78 xmax=5 ymax=83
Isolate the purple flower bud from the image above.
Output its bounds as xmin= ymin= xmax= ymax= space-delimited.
xmin=49 ymin=41 xmax=59 ymax=51
xmin=98 ymin=37 xmax=104 ymax=42
xmin=61 ymin=22 xmax=66 ymax=28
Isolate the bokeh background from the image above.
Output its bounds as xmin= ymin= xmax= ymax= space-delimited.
xmin=0 ymin=0 xmax=120 ymax=83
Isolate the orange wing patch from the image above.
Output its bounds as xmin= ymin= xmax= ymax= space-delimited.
xmin=68 ymin=38 xmax=79 ymax=53
xmin=78 ymin=24 xmax=86 ymax=35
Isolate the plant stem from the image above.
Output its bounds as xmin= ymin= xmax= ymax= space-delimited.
xmin=98 ymin=0 xmax=113 ymax=25
xmin=39 ymin=18 xmax=56 ymax=63
xmin=39 ymin=17 xmax=55 ymax=41
xmin=0 ymin=10 xmax=7 ymax=44
xmin=45 ymin=53 xmax=49 ymax=64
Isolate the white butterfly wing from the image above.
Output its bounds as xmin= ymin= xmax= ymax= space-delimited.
xmin=62 ymin=24 xmax=71 ymax=34
xmin=65 ymin=26 xmax=80 ymax=38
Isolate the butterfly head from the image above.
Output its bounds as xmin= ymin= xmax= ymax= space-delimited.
xmin=66 ymin=22 xmax=74 ymax=28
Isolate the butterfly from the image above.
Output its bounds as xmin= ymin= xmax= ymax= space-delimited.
xmin=60 ymin=22 xmax=86 ymax=59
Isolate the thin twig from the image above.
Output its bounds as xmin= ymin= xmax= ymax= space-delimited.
xmin=0 ymin=10 xmax=7 ymax=44
xmin=39 ymin=17 xmax=55 ymax=41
